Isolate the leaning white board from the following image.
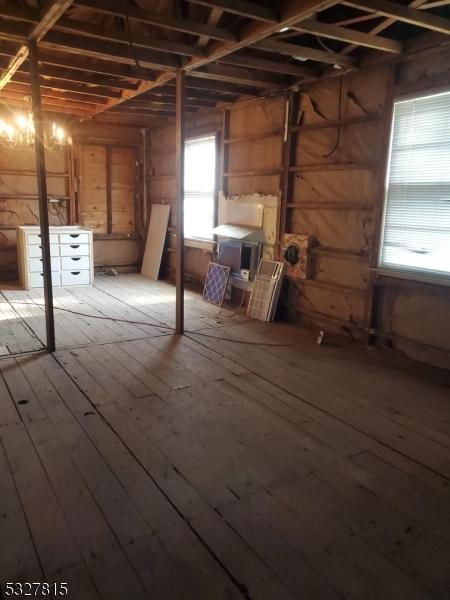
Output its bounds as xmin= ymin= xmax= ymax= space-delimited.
xmin=141 ymin=204 xmax=171 ymax=280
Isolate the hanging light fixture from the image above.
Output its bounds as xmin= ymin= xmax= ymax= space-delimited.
xmin=0 ymin=109 xmax=67 ymax=150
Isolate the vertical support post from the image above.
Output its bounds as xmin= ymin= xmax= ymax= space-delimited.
xmin=28 ymin=39 xmax=55 ymax=353
xmin=175 ymin=69 xmax=185 ymax=334
xmin=279 ymin=91 xmax=298 ymax=256
xmin=106 ymin=146 xmax=112 ymax=234
xmin=365 ymin=66 xmax=396 ymax=345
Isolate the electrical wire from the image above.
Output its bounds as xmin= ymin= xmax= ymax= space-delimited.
xmin=5 ymin=300 xmax=303 ymax=347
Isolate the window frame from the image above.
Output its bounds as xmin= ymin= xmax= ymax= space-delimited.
xmin=183 ymin=129 xmax=220 ymax=249
xmin=377 ymin=88 xmax=450 ymax=287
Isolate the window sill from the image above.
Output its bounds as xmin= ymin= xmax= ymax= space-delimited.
xmin=375 ymin=267 xmax=450 ymax=288
xmin=185 ymin=238 xmax=216 ymax=252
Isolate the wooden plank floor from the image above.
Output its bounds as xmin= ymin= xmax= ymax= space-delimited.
xmin=1 ymin=274 xmax=450 ymax=599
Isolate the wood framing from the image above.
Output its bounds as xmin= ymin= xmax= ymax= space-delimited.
xmin=175 ymin=70 xmax=185 ymax=334
xmin=28 ymin=38 xmax=56 ymax=353
xmin=0 ymin=0 xmax=74 ymax=91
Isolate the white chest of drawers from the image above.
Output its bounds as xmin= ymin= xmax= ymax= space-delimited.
xmin=17 ymin=226 xmax=94 ymax=290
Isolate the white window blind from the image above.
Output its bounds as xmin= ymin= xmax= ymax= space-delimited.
xmin=184 ymin=135 xmax=216 ymax=241
xmin=380 ymin=90 xmax=450 ymax=279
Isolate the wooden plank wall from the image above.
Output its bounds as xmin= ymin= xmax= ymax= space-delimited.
xmin=146 ymin=51 xmax=450 ymax=370
xmin=0 ymin=120 xmax=144 ymax=278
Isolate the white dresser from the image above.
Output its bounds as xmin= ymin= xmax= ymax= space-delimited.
xmin=17 ymin=226 xmax=94 ymax=290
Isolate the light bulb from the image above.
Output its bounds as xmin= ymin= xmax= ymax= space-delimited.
xmin=15 ymin=114 xmax=27 ymax=129
xmin=55 ymin=127 xmax=65 ymax=143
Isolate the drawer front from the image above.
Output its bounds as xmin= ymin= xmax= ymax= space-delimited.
xmin=28 ymin=244 xmax=60 ymax=258
xmin=61 ymin=270 xmax=91 ymax=286
xmin=27 ymin=233 xmax=59 ymax=245
xmin=29 ymin=271 xmax=61 ymax=288
xmin=29 ymin=257 xmax=61 ymax=272
xmin=60 ymin=232 xmax=90 ymax=245
xmin=61 ymin=256 xmax=90 ymax=271
xmin=60 ymin=243 xmax=90 ymax=257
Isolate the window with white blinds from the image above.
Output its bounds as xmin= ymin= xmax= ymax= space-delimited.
xmin=184 ymin=135 xmax=216 ymax=241
xmin=380 ymin=90 xmax=450 ymax=280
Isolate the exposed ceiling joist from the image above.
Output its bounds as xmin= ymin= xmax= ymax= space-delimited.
xmin=197 ymin=8 xmax=225 ymax=48
xmin=182 ymin=0 xmax=338 ymax=71
xmin=218 ymin=52 xmax=319 ymax=78
xmin=344 ymin=0 xmax=450 ymax=34
xmin=41 ymin=31 xmax=180 ymax=71
xmin=253 ymin=38 xmax=356 ymax=66
xmin=292 ymin=18 xmax=403 ymax=53
xmin=54 ymin=18 xmax=205 ymax=58
xmin=0 ymin=5 xmax=207 ymax=59
xmin=185 ymin=0 xmax=279 ymax=22
xmin=0 ymin=0 xmax=74 ymax=90
xmin=0 ymin=42 xmax=146 ymax=84
xmin=83 ymin=0 xmax=338 ymax=118
xmin=188 ymin=63 xmax=288 ymax=88
xmin=6 ymin=80 xmax=107 ymax=105
xmin=11 ymin=71 xmax=123 ymax=98
xmin=74 ymin=0 xmax=236 ymax=43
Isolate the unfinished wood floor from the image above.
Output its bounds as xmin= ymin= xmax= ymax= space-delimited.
xmin=1 ymin=275 xmax=450 ymax=600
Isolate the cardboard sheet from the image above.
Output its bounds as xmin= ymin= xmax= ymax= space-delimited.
xmin=141 ymin=204 xmax=171 ymax=280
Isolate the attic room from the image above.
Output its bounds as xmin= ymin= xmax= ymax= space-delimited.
xmin=0 ymin=1 xmax=450 ymax=598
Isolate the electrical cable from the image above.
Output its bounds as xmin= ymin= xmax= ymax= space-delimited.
xmin=5 ymin=299 xmax=303 ymax=347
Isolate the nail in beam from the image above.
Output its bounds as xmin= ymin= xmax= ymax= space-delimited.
xmin=29 ymin=39 xmax=56 ymax=352
xmin=175 ymin=69 xmax=185 ymax=334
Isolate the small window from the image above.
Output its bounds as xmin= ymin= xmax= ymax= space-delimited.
xmin=380 ymin=91 xmax=450 ymax=280
xmin=184 ymin=135 xmax=216 ymax=241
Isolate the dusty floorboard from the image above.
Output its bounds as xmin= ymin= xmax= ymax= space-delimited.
xmin=1 ymin=275 xmax=450 ymax=599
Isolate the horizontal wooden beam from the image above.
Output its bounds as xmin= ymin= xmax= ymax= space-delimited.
xmin=0 ymin=0 xmax=74 ymax=91
xmin=166 ymin=78 xmax=249 ymax=96
xmin=292 ymin=18 xmax=403 ymax=53
xmin=0 ymin=22 xmax=180 ymax=71
xmin=41 ymin=31 xmax=181 ymax=71
xmin=185 ymin=0 xmax=279 ymax=22
xmin=74 ymin=0 xmax=236 ymax=42
xmin=188 ymin=64 xmax=287 ymax=89
xmin=54 ymin=18 xmax=205 ymax=58
xmin=344 ymin=0 xmax=450 ymax=34
xmin=0 ymin=90 xmax=94 ymax=114
xmin=218 ymin=52 xmax=319 ymax=78
xmin=253 ymin=38 xmax=356 ymax=67
xmin=8 ymin=69 xmax=123 ymax=98
xmin=82 ymin=0 xmax=337 ymax=118
xmin=6 ymin=81 xmax=108 ymax=105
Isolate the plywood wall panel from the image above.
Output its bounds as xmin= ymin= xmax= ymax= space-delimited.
xmin=111 ymin=147 xmax=137 ymax=234
xmin=78 ymin=144 xmax=107 ymax=233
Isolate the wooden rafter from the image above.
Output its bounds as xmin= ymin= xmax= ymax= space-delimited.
xmin=186 ymin=0 xmax=279 ymax=22
xmin=252 ymin=38 xmax=356 ymax=67
xmin=344 ymin=0 xmax=450 ymax=34
xmin=291 ymin=19 xmax=403 ymax=53
xmin=78 ymin=0 xmax=337 ymax=118
xmin=340 ymin=0 xmax=437 ymax=55
xmin=73 ymin=0 xmax=236 ymax=43
xmin=218 ymin=52 xmax=319 ymax=78
xmin=0 ymin=0 xmax=74 ymax=91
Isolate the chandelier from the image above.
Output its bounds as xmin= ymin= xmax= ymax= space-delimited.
xmin=0 ymin=110 xmax=67 ymax=150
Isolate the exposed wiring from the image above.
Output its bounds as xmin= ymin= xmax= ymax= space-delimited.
xmin=323 ymin=77 xmax=343 ymax=159
xmin=4 ymin=299 xmax=303 ymax=347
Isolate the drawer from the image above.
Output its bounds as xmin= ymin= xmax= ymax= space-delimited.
xmin=60 ymin=232 xmax=89 ymax=245
xmin=60 ymin=243 xmax=90 ymax=257
xmin=61 ymin=256 xmax=90 ymax=271
xmin=29 ymin=271 xmax=61 ymax=288
xmin=28 ymin=244 xmax=60 ymax=258
xmin=61 ymin=270 xmax=91 ymax=286
xmin=27 ymin=233 xmax=59 ymax=245
xmin=29 ymin=257 xmax=61 ymax=272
